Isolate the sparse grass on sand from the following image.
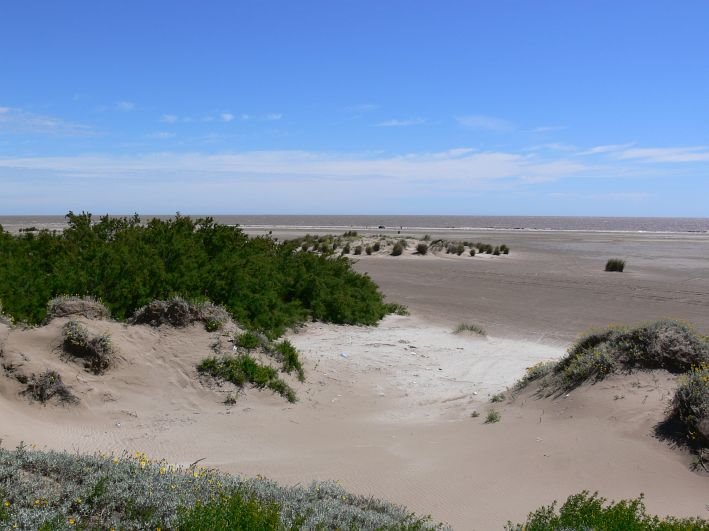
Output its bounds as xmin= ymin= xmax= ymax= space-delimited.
xmin=454 ymin=322 xmax=487 ymax=336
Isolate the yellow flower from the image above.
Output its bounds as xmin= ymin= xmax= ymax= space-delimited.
xmin=113 ymin=457 xmax=119 ymax=464
xmin=3 ymin=500 xmax=10 ymax=507
xmin=160 ymin=466 xmax=167 ymax=475
xmin=68 ymin=517 xmax=76 ymax=525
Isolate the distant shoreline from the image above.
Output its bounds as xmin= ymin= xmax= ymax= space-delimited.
xmin=2 ymin=214 xmax=709 ymax=235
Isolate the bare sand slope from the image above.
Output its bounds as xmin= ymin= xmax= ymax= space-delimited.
xmin=346 ymin=231 xmax=709 ymax=343
xmin=1 ymin=315 xmax=706 ymax=529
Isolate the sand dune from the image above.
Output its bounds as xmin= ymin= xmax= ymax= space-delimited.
xmin=1 ymin=230 xmax=708 ymax=528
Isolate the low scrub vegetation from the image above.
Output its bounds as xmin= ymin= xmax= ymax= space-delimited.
xmin=391 ymin=243 xmax=404 ymax=256
xmin=605 ymin=258 xmax=626 ymax=272
xmin=198 ymin=355 xmax=297 ymax=403
xmin=272 ymin=340 xmax=306 ymax=382
xmin=454 ymin=322 xmax=487 ymax=336
xmin=22 ymin=370 xmax=78 ymax=405
xmin=62 ymin=320 xmax=115 ymax=374
xmin=46 ymin=295 xmax=111 ymax=321
xmin=485 ymin=410 xmax=501 ymax=423
xmin=506 ymin=490 xmax=708 ymax=530
xmin=0 ymin=214 xmax=396 ymax=337
xmin=416 ymin=243 xmax=428 ymax=255
xmin=514 ymin=320 xmax=709 ymax=450
xmin=0 ymin=446 xmax=442 ymax=530
xmin=671 ymin=364 xmax=709 ymax=447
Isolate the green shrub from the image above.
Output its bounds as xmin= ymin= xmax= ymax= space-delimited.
xmin=365 ymin=245 xmax=372 ymax=255
xmin=446 ymin=244 xmax=455 ymax=254
xmin=343 ymin=230 xmax=358 ymax=238
xmin=455 ymin=244 xmax=465 ymax=256
xmin=0 ymin=213 xmax=397 ymax=337
xmin=372 ymin=241 xmax=381 ymax=252
xmin=236 ymin=331 xmax=262 ymax=350
xmin=505 ymin=491 xmax=709 ymax=530
xmin=416 ymin=243 xmax=428 ymax=255
xmin=354 ymin=245 xmax=363 ymax=255
xmin=469 ymin=248 xmax=476 ymax=257
xmin=493 ymin=246 xmax=501 ymax=256
xmin=341 ymin=243 xmax=351 ymax=255
xmin=606 ymin=258 xmax=626 ymax=272
xmin=512 ymin=361 xmax=556 ymax=391
xmin=273 ymin=339 xmax=305 ymax=382
xmin=454 ymin=322 xmax=486 ymax=336
xmin=198 ymin=355 xmax=296 ymax=403
xmin=391 ymin=243 xmax=404 ymax=256
xmin=485 ymin=410 xmax=500 ymax=423
xmin=205 ymin=319 xmax=222 ymax=332
xmin=500 ymin=244 xmax=510 ymax=255
xmin=177 ymin=491 xmax=290 ymax=530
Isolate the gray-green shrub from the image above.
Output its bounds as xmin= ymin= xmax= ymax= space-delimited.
xmin=391 ymin=243 xmax=403 ymax=256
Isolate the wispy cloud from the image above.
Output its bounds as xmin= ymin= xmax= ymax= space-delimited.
xmin=0 ymin=106 xmax=93 ymax=136
xmin=147 ymin=131 xmax=176 ymax=139
xmin=115 ymin=100 xmax=136 ymax=111
xmin=618 ymin=146 xmax=709 ymax=163
xmin=161 ymin=114 xmax=179 ymax=124
xmin=376 ymin=118 xmax=425 ymax=127
xmin=577 ymin=143 xmax=635 ymax=156
xmin=345 ymin=103 xmax=379 ymax=113
xmin=264 ymin=113 xmax=282 ymax=121
xmin=220 ymin=113 xmax=235 ymax=123
xmin=456 ymin=115 xmax=516 ymax=132
xmin=525 ymin=125 xmax=567 ymax=133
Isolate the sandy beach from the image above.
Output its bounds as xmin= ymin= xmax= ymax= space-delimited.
xmin=1 ymin=229 xmax=708 ymax=529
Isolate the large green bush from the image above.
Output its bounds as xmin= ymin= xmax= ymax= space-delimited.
xmin=0 ymin=213 xmax=395 ymax=337
xmin=506 ymin=491 xmax=708 ymax=530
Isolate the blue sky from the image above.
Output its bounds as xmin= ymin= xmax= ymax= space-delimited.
xmin=1 ymin=1 xmax=708 ymax=216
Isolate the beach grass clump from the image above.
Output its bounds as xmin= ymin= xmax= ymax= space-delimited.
xmin=131 ymin=297 xmax=230 ymax=330
xmin=342 ymin=230 xmax=358 ymax=238
xmin=391 ymin=243 xmax=404 ymax=256
xmin=22 ymin=370 xmax=78 ymax=405
xmin=671 ymin=364 xmax=709 ymax=446
xmin=454 ymin=322 xmax=486 ymax=336
xmin=493 ymin=246 xmax=501 ymax=256
xmin=272 ymin=339 xmax=305 ymax=382
xmin=416 ymin=243 xmax=428 ymax=255
xmin=365 ymin=245 xmax=372 ymax=255
xmin=62 ymin=320 xmax=115 ymax=374
xmin=235 ymin=331 xmax=265 ymax=350
xmin=469 ymin=248 xmax=476 ymax=257
xmin=372 ymin=241 xmax=381 ymax=252
xmin=485 ymin=410 xmax=501 ymax=423
xmin=505 ymin=491 xmax=708 ymax=531
xmin=341 ymin=243 xmax=351 ymax=255
xmin=0 ymin=213 xmax=398 ymax=337
xmin=490 ymin=392 xmax=505 ymax=403
xmin=385 ymin=303 xmax=409 ymax=316
xmin=512 ymin=361 xmax=556 ymax=391
xmin=46 ymin=295 xmax=111 ymax=321
xmin=605 ymin=258 xmax=626 ymax=272
xmin=500 ymin=244 xmax=510 ymax=255
xmin=198 ymin=355 xmax=297 ymax=403
xmin=354 ymin=245 xmax=363 ymax=255
xmin=0 ymin=446 xmax=443 ymax=530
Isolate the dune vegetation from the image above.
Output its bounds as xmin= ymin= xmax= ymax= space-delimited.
xmin=514 ymin=320 xmax=709 ymax=451
xmin=0 ymin=213 xmax=399 ymax=338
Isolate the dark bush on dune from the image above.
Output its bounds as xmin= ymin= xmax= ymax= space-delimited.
xmin=416 ymin=243 xmax=428 ymax=255
xmin=0 ymin=213 xmax=395 ymax=337
xmin=23 ymin=370 xmax=78 ymax=405
xmin=605 ymin=258 xmax=626 ymax=272
xmin=391 ymin=243 xmax=403 ymax=256
xmin=62 ymin=320 xmax=115 ymax=374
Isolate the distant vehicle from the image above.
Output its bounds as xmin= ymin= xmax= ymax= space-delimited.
xmin=378 ymin=225 xmax=385 ymax=229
